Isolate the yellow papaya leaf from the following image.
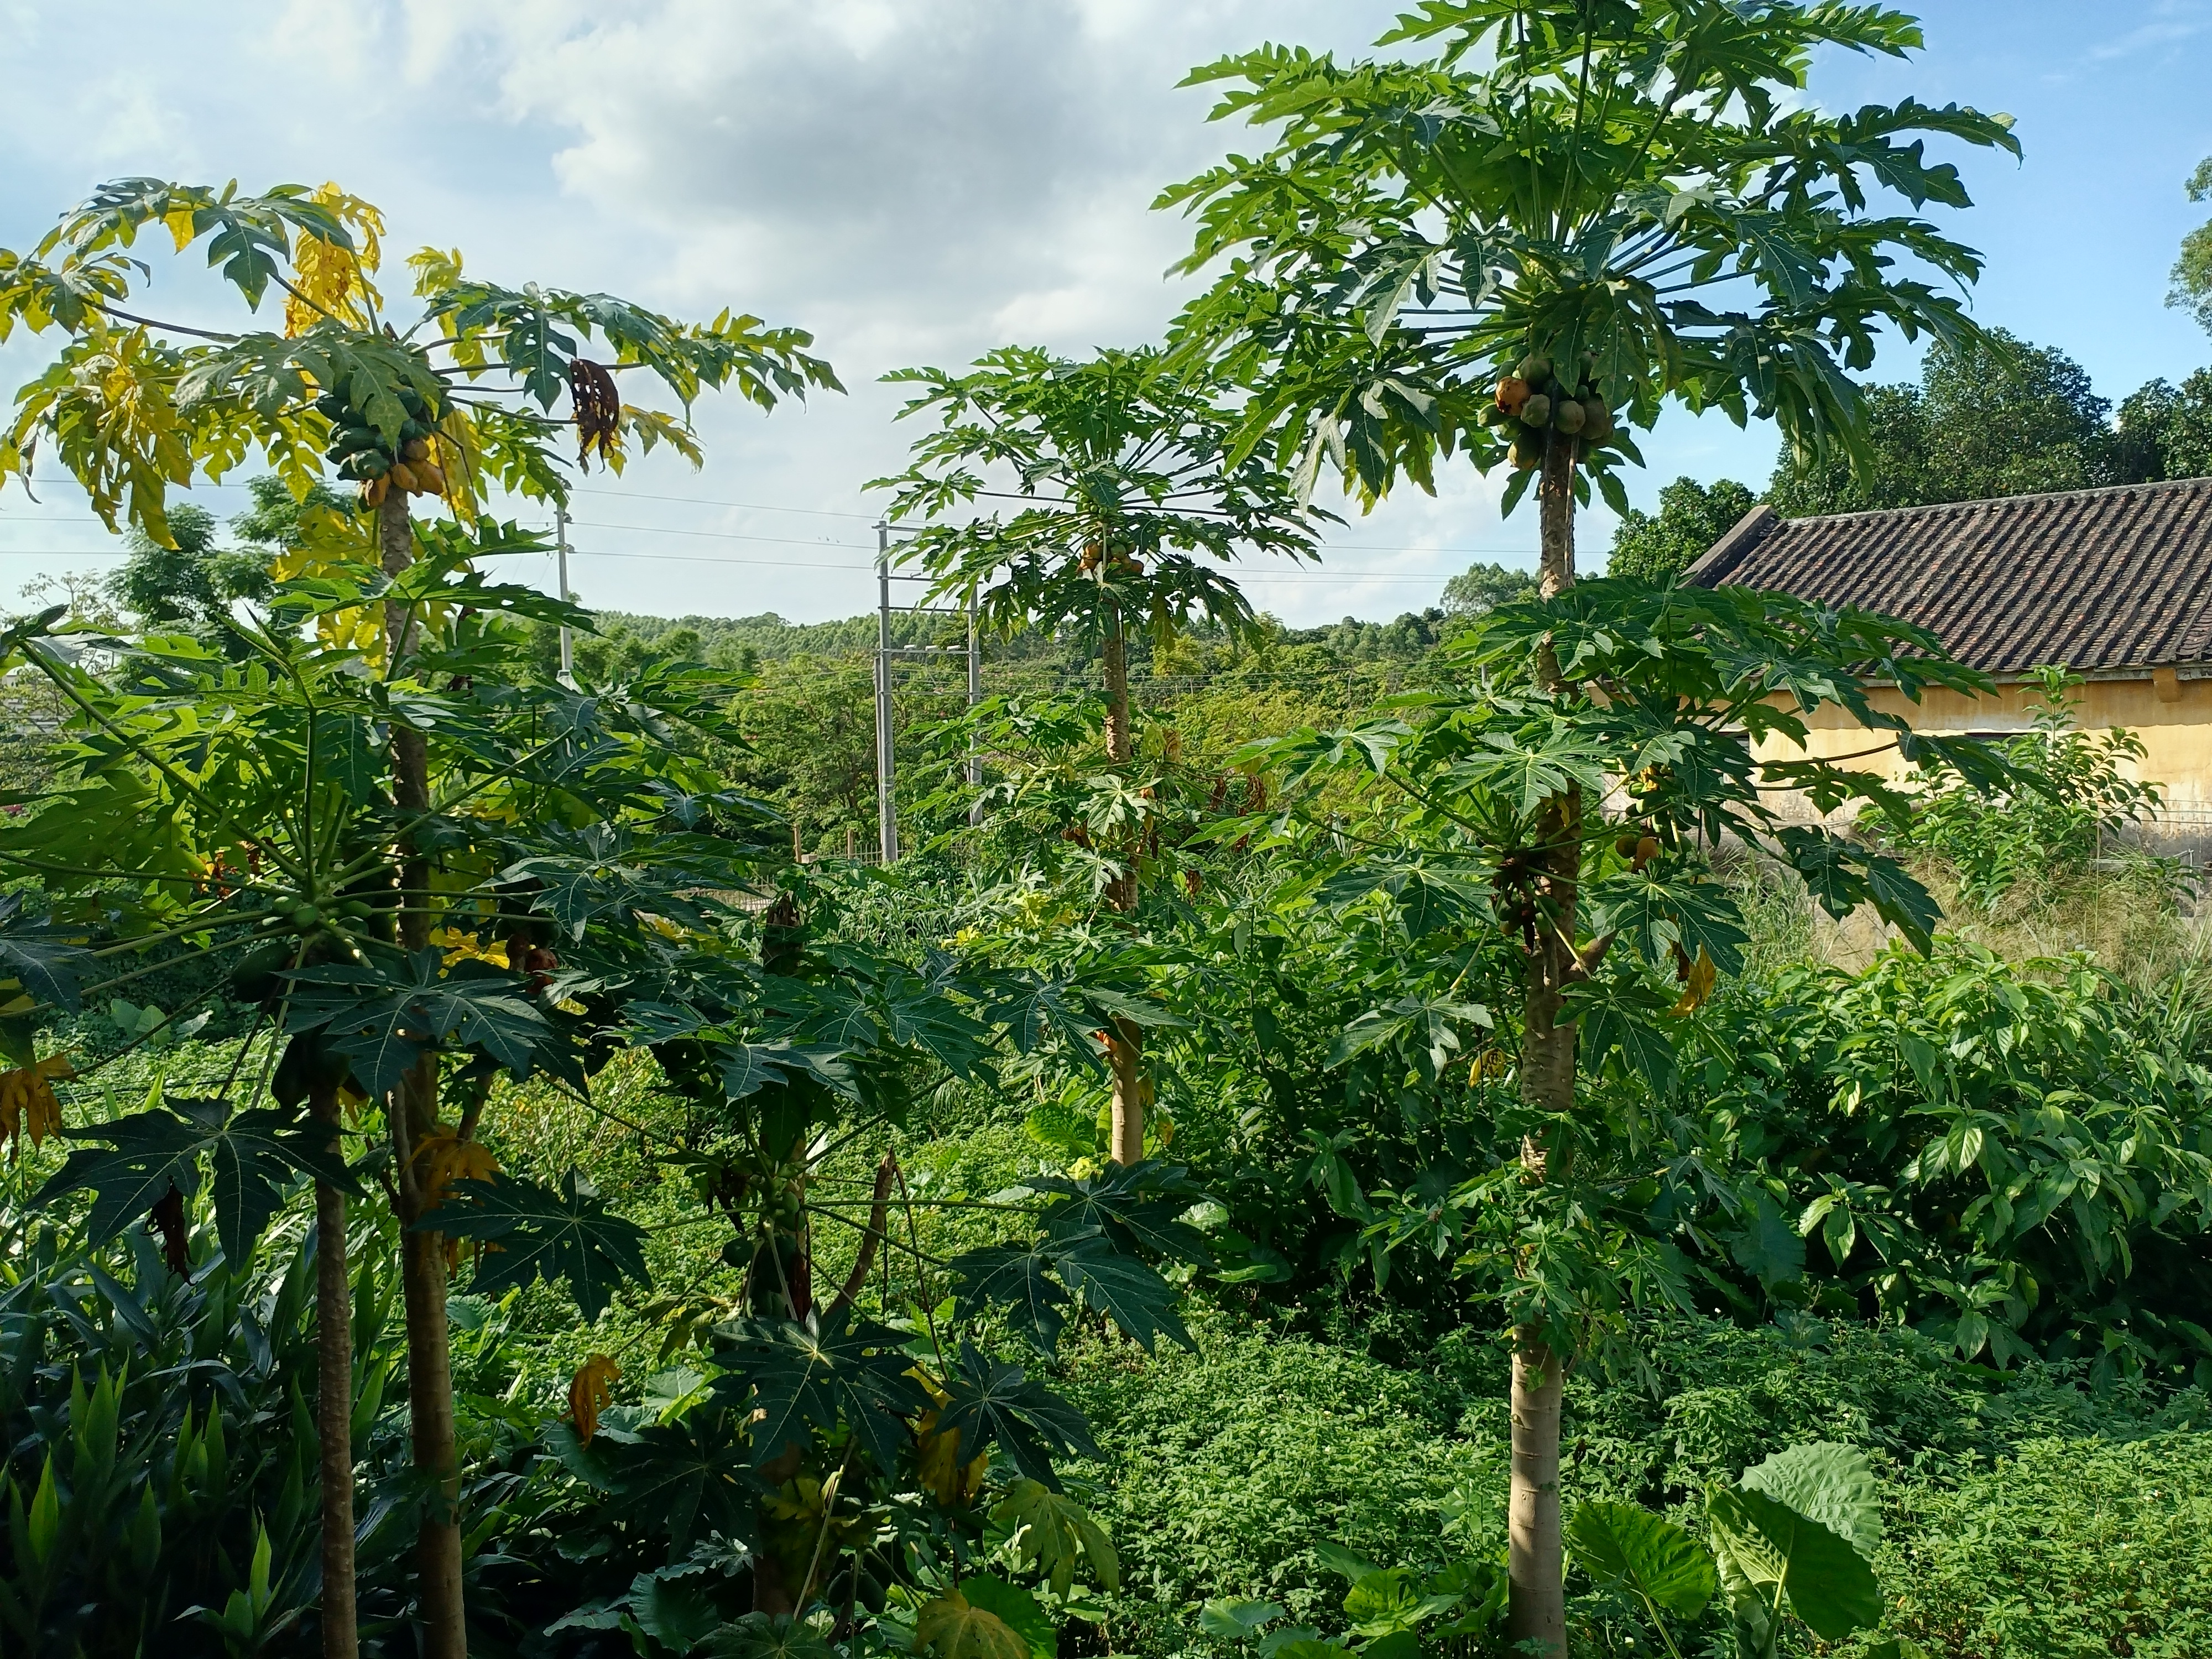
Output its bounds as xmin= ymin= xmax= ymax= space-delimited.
xmin=568 ymin=1353 xmax=620 ymax=1445
xmin=0 ymin=1054 xmax=72 ymax=1160
xmin=992 ymin=1478 xmax=1120 ymax=1597
xmin=283 ymin=183 xmax=385 ymax=337
xmin=915 ymin=1592 xmax=1029 ymax=1659
xmin=431 ymin=926 xmax=505 ymax=968
xmin=1470 ymin=1047 xmax=1511 ymax=1084
xmin=1670 ymin=947 xmax=1717 ymax=1017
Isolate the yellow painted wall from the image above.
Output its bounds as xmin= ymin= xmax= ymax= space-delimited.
xmin=1754 ymin=675 xmax=2212 ymax=827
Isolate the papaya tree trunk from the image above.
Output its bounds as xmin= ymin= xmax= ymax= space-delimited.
xmin=1508 ymin=431 xmax=1581 ymax=1658
xmin=379 ymin=488 xmax=467 ymax=1659
xmin=310 ymin=1076 xmax=358 ymax=1659
xmin=1099 ymin=593 xmax=1145 ymax=1165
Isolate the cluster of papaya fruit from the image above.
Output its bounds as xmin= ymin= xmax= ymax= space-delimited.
xmin=1479 ymin=349 xmax=1617 ymax=470
xmin=317 ymin=383 xmax=448 ymax=507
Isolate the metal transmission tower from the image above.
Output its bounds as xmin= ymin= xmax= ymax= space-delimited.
xmin=873 ymin=522 xmax=981 ymax=863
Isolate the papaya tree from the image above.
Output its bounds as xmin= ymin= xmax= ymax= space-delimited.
xmin=0 ymin=174 xmax=837 ymax=1659
xmin=872 ymin=345 xmax=1317 ymax=1162
xmin=1159 ymin=7 xmax=2021 ymax=1646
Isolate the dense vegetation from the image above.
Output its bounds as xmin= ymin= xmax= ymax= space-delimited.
xmin=4 ymin=8 xmax=2212 ymax=1659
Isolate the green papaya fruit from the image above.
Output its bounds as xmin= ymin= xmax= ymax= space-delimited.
xmin=314 ymin=392 xmax=349 ymax=421
xmin=1519 ymin=393 xmax=1552 ymax=429
xmin=1516 ymin=352 xmax=1553 ymax=385
xmin=1554 ymin=399 xmax=1587 ymax=435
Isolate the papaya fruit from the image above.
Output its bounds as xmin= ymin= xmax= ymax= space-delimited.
xmin=1519 ymin=393 xmax=1552 ymax=429
xmin=1516 ymin=352 xmax=1553 ymax=385
xmin=400 ymin=437 xmax=431 ymax=463
xmin=388 ymin=462 xmax=421 ymax=494
xmin=1496 ymin=376 xmax=1531 ymax=414
xmin=1554 ymin=399 xmax=1587 ymax=435
xmin=1582 ymin=403 xmax=1615 ymax=443
xmin=1509 ymin=437 xmax=1541 ymax=471
xmin=314 ymin=392 xmax=349 ymax=421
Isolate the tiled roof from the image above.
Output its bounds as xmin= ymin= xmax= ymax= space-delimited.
xmin=1682 ymin=477 xmax=2212 ymax=675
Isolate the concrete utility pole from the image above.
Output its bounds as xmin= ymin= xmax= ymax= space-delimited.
xmin=875 ymin=524 xmax=899 ymax=863
xmin=872 ymin=521 xmax=985 ymax=860
xmin=555 ymin=503 xmax=575 ymax=687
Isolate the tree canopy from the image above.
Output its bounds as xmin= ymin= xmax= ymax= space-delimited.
xmin=1605 ymin=476 xmax=1756 ymax=583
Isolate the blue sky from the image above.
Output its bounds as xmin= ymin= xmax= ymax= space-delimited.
xmin=0 ymin=0 xmax=2206 ymax=627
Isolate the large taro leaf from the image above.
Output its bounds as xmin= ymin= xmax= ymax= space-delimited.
xmin=710 ymin=1310 xmax=928 ymax=1473
xmin=420 ymin=1168 xmax=649 ymax=1321
xmin=1705 ymin=1484 xmax=1881 ymax=1642
xmin=35 ymin=1091 xmax=356 ymax=1265
xmin=1564 ymin=1500 xmax=1717 ymax=1619
xmin=1738 ymin=1442 xmax=1883 ymax=1561
xmin=915 ymin=1591 xmax=1029 ymax=1659
xmin=937 ymin=1341 xmax=1100 ymax=1491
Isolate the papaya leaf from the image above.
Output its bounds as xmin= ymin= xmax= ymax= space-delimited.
xmin=36 ymin=1094 xmax=356 ymax=1266
xmin=596 ymin=1412 xmax=760 ymax=1553
xmin=704 ymin=1613 xmax=834 ymax=1659
xmin=958 ymin=1575 xmax=1055 ymax=1659
xmin=709 ymin=1310 xmax=927 ymax=1473
xmin=993 ymin=1478 xmax=1120 ymax=1596
xmin=938 ymin=1341 xmax=1100 ymax=1490
xmin=915 ymin=1591 xmax=1030 ymax=1659
xmin=419 ymin=1168 xmax=648 ymax=1322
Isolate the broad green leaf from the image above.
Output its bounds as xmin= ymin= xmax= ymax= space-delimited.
xmin=994 ymin=1478 xmax=1121 ymax=1595
xmin=420 ymin=1168 xmax=649 ymax=1322
xmin=1564 ymin=1500 xmax=1716 ymax=1618
xmin=1199 ymin=1599 xmax=1284 ymax=1640
xmin=625 ymin=1571 xmax=723 ymax=1651
xmin=36 ymin=1094 xmax=355 ymax=1266
xmin=705 ymin=1613 xmax=833 ymax=1659
xmin=938 ymin=1340 xmax=1102 ymax=1489
xmin=915 ymin=1590 xmax=1030 ymax=1659
xmin=958 ymin=1575 xmax=1055 ymax=1659
xmin=1707 ymin=1484 xmax=1882 ymax=1642
xmin=710 ymin=1310 xmax=926 ymax=1473
xmin=1739 ymin=1442 xmax=1883 ymax=1560
xmin=596 ymin=1412 xmax=759 ymax=1553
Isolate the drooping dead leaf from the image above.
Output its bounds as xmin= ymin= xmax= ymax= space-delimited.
xmin=0 ymin=1053 xmax=71 ymax=1159
xmin=148 ymin=1183 xmax=191 ymax=1277
xmin=569 ymin=1353 xmax=621 ymax=1444
xmin=1670 ymin=946 xmax=1717 ymax=1016
xmin=570 ymin=358 xmax=622 ymax=468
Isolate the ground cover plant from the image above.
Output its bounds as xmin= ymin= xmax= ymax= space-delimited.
xmin=6 ymin=3 xmax=2212 ymax=1655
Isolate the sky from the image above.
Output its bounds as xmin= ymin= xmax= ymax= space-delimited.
xmin=0 ymin=0 xmax=2208 ymax=628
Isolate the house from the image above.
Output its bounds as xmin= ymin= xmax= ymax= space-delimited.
xmin=1682 ymin=476 xmax=2212 ymax=838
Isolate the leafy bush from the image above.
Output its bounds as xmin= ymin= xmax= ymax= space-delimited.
xmin=1874 ymin=666 xmax=2169 ymax=912
xmin=1881 ymin=1433 xmax=2212 ymax=1657
xmin=1060 ymin=1314 xmax=1501 ymax=1642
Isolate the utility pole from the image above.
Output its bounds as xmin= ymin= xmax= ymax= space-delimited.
xmin=872 ymin=521 xmax=982 ymax=860
xmin=967 ymin=593 xmax=984 ymax=826
xmin=555 ymin=503 xmax=575 ymax=687
xmin=875 ymin=524 xmax=899 ymax=864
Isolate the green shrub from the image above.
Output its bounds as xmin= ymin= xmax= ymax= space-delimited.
xmin=1881 ymin=1433 xmax=2212 ymax=1657
xmin=1061 ymin=1314 xmax=1500 ymax=1645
